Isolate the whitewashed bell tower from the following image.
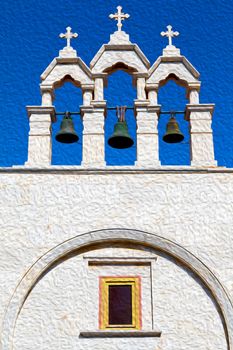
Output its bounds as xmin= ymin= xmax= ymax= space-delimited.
xmin=0 ymin=6 xmax=232 ymax=350
xmin=25 ymin=5 xmax=217 ymax=168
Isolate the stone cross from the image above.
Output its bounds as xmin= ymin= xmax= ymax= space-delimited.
xmin=109 ymin=6 xmax=130 ymax=32
xmin=59 ymin=26 xmax=78 ymax=48
xmin=161 ymin=25 xmax=179 ymax=46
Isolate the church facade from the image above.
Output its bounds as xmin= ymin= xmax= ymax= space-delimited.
xmin=0 ymin=6 xmax=232 ymax=350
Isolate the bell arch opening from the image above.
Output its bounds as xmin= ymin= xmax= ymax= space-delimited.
xmin=158 ymin=75 xmax=190 ymax=165
xmin=53 ymin=74 xmax=81 ymax=90
xmin=158 ymin=73 xmax=189 ymax=90
xmin=104 ymin=69 xmax=137 ymax=165
xmin=103 ymin=62 xmax=138 ymax=75
xmin=52 ymin=76 xmax=83 ymax=165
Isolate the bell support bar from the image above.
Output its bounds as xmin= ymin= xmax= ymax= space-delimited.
xmin=55 ymin=108 xmax=185 ymax=116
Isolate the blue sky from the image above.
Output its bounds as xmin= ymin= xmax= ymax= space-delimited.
xmin=0 ymin=0 xmax=232 ymax=166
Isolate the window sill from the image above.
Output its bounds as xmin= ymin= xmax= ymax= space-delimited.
xmin=79 ymin=330 xmax=161 ymax=338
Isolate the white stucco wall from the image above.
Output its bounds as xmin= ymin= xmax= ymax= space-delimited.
xmin=0 ymin=168 xmax=232 ymax=350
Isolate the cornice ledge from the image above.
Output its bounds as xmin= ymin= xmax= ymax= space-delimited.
xmin=81 ymin=83 xmax=95 ymax=90
xmin=147 ymin=105 xmax=162 ymax=113
xmin=56 ymin=57 xmax=80 ymax=63
xmin=80 ymin=101 xmax=107 ymax=115
xmin=3 ymin=165 xmax=229 ymax=174
xmin=79 ymin=330 xmax=161 ymax=338
xmin=185 ymin=104 xmax=215 ymax=119
xmin=134 ymin=100 xmax=150 ymax=109
xmin=90 ymin=44 xmax=106 ymax=68
xmin=180 ymin=56 xmax=200 ymax=79
xmin=91 ymin=100 xmax=107 ymax=109
xmin=26 ymin=106 xmax=56 ymax=121
xmin=134 ymin=45 xmax=150 ymax=68
xmin=106 ymin=44 xmax=135 ymax=50
xmin=40 ymin=58 xmax=57 ymax=81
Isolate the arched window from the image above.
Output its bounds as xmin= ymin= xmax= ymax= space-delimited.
xmin=158 ymin=78 xmax=190 ymax=165
xmin=52 ymin=81 xmax=83 ymax=165
xmin=104 ymin=70 xmax=137 ymax=165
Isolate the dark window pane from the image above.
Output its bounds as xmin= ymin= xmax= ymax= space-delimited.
xmin=108 ymin=285 xmax=132 ymax=325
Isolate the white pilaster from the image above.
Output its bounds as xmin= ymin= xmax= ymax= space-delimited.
xmin=82 ymin=85 xmax=93 ymax=106
xmin=25 ymin=106 xmax=55 ymax=167
xmin=134 ymin=102 xmax=161 ymax=167
xmin=41 ymin=87 xmax=54 ymax=106
xmin=188 ymin=89 xmax=199 ymax=104
xmin=146 ymin=84 xmax=159 ymax=105
xmin=188 ymin=84 xmax=201 ymax=104
xmin=94 ymin=77 xmax=104 ymax=101
xmin=186 ymin=104 xmax=217 ymax=167
xmin=136 ymin=77 xmax=146 ymax=100
xmin=81 ymin=103 xmax=106 ymax=167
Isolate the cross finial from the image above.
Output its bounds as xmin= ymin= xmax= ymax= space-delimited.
xmin=161 ymin=25 xmax=179 ymax=46
xmin=59 ymin=26 xmax=78 ymax=48
xmin=109 ymin=6 xmax=130 ymax=32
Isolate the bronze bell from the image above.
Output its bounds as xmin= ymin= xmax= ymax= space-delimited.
xmin=163 ymin=116 xmax=184 ymax=143
xmin=108 ymin=106 xmax=134 ymax=149
xmin=55 ymin=112 xmax=79 ymax=144
xmin=108 ymin=120 xmax=134 ymax=149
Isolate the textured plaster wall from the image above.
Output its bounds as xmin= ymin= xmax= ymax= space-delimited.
xmin=0 ymin=170 xmax=232 ymax=349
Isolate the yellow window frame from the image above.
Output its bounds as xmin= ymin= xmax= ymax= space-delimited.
xmin=99 ymin=276 xmax=141 ymax=330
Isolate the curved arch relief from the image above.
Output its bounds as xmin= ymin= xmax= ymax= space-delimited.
xmin=1 ymin=229 xmax=233 ymax=350
xmin=147 ymin=57 xmax=200 ymax=88
xmin=40 ymin=58 xmax=94 ymax=91
xmin=103 ymin=61 xmax=138 ymax=75
xmin=158 ymin=73 xmax=190 ymax=89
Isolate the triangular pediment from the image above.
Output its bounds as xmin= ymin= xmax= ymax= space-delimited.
xmin=147 ymin=55 xmax=200 ymax=86
xmin=41 ymin=56 xmax=93 ymax=88
xmin=90 ymin=32 xmax=150 ymax=74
